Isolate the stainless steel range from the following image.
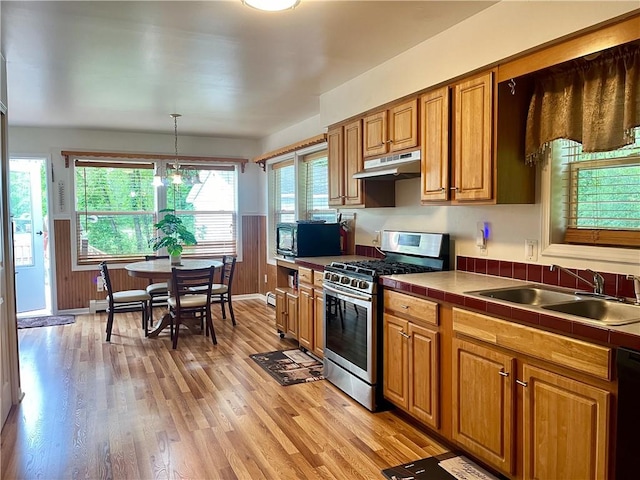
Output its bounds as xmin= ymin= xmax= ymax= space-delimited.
xmin=322 ymin=230 xmax=450 ymax=411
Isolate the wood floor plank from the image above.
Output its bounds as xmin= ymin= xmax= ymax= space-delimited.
xmin=1 ymin=299 xmax=449 ymax=479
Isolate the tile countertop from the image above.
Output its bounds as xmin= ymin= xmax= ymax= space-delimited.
xmin=285 ymin=255 xmax=378 ymax=270
xmin=380 ymin=270 xmax=640 ymax=351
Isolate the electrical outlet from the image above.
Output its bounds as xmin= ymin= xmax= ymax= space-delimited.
xmin=525 ymin=239 xmax=538 ymax=261
xmin=373 ymin=230 xmax=381 ymax=245
xmin=264 ymin=274 xmax=268 ymax=284
xmin=96 ymin=277 xmax=104 ymax=292
xmin=479 ymin=246 xmax=488 ymax=256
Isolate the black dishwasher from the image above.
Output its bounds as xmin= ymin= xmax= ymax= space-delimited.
xmin=616 ymin=347 xmax=640 ymax=479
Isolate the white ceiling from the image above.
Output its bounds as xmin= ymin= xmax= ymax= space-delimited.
xmin=1 ymin=1 xmax=496 ymax=139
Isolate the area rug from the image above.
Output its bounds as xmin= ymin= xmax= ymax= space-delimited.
xmin=382 ymin=454 xmax=501 ymax=480
xmin=17 ymin=315 xmax=75 ymax=329
xmin=250 ymin=349 xmax=324 ymax=386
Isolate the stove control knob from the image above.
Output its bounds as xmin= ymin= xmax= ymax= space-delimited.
xmin=329 ymin=273 xmax=340 ymax=282
xmin=324 ymin=272 xmax=331 ymax=280
xmin=359 ymin=281 xmax=370 ymax=290
xmin=350 ymin=278 xmax=359 ymax=288
xmin=340 ymin=276 xmax=351 ymax=285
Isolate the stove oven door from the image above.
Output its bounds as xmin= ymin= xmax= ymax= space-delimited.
xmin=323 ymin=283 xmax=375 ymax=384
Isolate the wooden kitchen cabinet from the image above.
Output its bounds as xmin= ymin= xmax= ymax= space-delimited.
xmin=275 ymin=286 xmax=298 ymax=339
xmin=313 ymin=287 xmax=324 ymax=358
xmin=363 ymin=98 xmax=419 ymax=158
xmin=296 ymin=267 xmax=324 ymax=359
xmin=452 ymin=71 xmax=493 ymax=201
xmin=522 ymin=364 xmax=610 ymax=480
xmin=452 ymin=307 xmax=612 ymax=478
xmin=452 ymin=337 xmax=515 ymax=474
xmin=420 ymin=86 xmax=449 ymax=202
xmin=298 ymin=284 xmax=314 ymax=351
xmin=327 ymin=120 xmax=394 ymax=208
xmin=383 ymin=291 xmax=439 ymax=429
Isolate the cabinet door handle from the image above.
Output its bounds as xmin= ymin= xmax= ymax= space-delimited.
xmin=400 ymin=304 xmax=409 ymax=309
xmin=399 ymin=331 xmax=411 ymax=339
xmin=386 ymin=139 xmax=393 ymax=144
xmin=449 ymin=186 xmax=458 ymax=191
xmin=498 ymin=371 xmax=509 ymax=377
xmin=516 ymin=379 xmax=528 ymax=387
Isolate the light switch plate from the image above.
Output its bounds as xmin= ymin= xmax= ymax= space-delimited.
xmin=525 ymin=239 xmax=538 ymax=261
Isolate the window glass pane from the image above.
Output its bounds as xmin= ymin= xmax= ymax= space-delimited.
xmin=561 ymin=127 xmax=640 ymax=233
xmin=167 ymin=167 xmax=238 ymax=256
xmin=75 ymin=163 xmax=156 ymax=261
xmin=275 ymin=163 xmax=295 ymax=224
xmin=303 ymin=153 xmax=336 ymax=222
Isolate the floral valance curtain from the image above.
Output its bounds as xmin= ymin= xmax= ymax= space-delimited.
xmin=525 ymin=44 xmax=640 ymax=165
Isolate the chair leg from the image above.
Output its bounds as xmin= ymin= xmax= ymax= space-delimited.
xmin=172 ymin=320 xmax=180 ymax=349
xmin=227 ymin=295 xmax=236 ymax=326
xmin=144 ymin=302 xmax=149 ymax=337
xmin=105 ymin=310 xmax=115 ymax=342
xmin=206 ymin=312 xmax=217 ymax=345
xmin=220 ymin=299 xmax=227 ymax=320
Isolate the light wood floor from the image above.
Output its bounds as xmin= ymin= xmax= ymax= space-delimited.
xmin=1 ymin=299 xmax=448 ymax=479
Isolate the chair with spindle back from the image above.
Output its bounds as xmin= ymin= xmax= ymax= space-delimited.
xmin=211 ymin=255 xmax=237 ymax=326
xmin=167 ymin=266 xmax=216 ymax=349
xmin=99 ymin=261 xmax=151 ymax=341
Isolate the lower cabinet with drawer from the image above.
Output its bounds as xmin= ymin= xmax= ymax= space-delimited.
xmin=297 ymin=267 xmax=325 ymax=358
xmin=452 ymin=307 xmax=612 ymax=479
xmin=383 ymin=290 xmax=439 ymax=429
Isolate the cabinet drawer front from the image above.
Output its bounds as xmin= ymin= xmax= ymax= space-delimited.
xmin=298 ymin=267 xmax=313 ymax=285
xmin=313 ymin=270 xmax=324 ymax=288
xmin=384 ymin=290 xmax=438 ymax=326
xmin=452 ymin=308 xmax=612 ymax=380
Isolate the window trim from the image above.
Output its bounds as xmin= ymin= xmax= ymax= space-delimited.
xmin=266 ymin=142 xmax=332 ymax=265
xmin=540 ymin=158 xmax=640 ymax=267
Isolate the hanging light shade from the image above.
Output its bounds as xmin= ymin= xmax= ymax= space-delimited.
xmin=242 ymin=0 xmax=300 ymax=12
xmin=170 ymin=113 xmax=183 ymax=185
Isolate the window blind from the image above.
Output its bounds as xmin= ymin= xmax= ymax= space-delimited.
xmin=167 ymin=165 xmax=238 ymax=257
xmin=273 ymin=160 xmax=295 ymax=225
xmin=75 ymin=159 xmax=156 ymax=263
xmin=302 ymin=151 xmax=336 ymax=222
xmin=558 ymin=127 xmax=640 ymax=247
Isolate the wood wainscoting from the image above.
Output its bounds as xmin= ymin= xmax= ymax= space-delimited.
xmin=53 ymin=215 xmax=268 ymax=310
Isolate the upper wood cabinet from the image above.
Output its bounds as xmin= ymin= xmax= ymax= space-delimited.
xmin=363 ymin=98 xmax=419 ymax=158
xmin=420 ymin=70 xmax=534 ymax=205
xmin=328 ymin=120 xmax=394 ymax=208
xmin=420 ymin=87 xmax=449 ymax=202
xmin=452 ymin=71 xmax=494 ymax=201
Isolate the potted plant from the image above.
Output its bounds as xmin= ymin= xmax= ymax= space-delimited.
xmin=150 ymin=209 xmax=197 ymax=265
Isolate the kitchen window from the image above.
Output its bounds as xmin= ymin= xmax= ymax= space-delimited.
xmin=267 ymin=144 xmax=336 ymax=257
xmin=547 ymin=127 xmax=640 ymax=249
xmin=73 ymin=158 xmax=238 ymax=265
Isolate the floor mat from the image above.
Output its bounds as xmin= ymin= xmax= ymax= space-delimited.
xmin=17 ymin=315 xmax=75 ymax=329
xmin=250 ymin=349 xmax=324 ymax=386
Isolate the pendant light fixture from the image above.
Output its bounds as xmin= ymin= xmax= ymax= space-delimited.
xmin=242 ymin=0 xmax=300 ymax=12
xmin=170 ymin=113 xmax=183 ymax=185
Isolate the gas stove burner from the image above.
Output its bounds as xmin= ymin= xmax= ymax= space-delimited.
xmin=328 ymin=260 xmax=437 ymax=277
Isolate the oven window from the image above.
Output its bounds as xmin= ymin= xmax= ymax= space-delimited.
xmin=325 ymin=296 xmax=368 ymax=371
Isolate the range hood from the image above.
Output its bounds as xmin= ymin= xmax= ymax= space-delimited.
xmin=353 ymin=149 xmax=421 ymax=180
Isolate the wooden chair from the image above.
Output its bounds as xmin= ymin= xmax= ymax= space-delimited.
xmin=167 ymin=266 xmax=216 ymax=350
xmin=99 ymin=262 xmax=151 ymax=341
xmin=144 ymin=255 xmax=169 ymax=322
xmin=211 ymin=255 xmax=237 ymax=326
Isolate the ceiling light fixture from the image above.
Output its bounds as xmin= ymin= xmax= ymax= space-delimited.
xmin=242 ymin=0 xmax=300 ymax=12
xmin=169 ymin=113 xmax=183 ymax=185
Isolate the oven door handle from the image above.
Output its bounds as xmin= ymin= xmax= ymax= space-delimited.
xmin=323 ymin=284 xmax=371 ymax=302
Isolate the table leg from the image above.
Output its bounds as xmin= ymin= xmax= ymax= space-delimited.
xmin=147 ymin=312 xmax=172 ymax=337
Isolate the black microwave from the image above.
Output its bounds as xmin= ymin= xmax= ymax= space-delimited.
xmin=276 ymin=222 xmax=341 ymax=257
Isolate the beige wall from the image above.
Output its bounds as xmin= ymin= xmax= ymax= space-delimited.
xmin=261 ymin=1 xmax=640 ymax=277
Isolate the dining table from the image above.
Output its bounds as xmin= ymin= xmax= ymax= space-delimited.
xmin=125 ymin=258 xmax=223 ymax=337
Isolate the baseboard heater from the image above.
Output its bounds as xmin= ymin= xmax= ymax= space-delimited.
xmin=265 ymin=291 xmax=276 ymax=308
xmin=89 ymin=299 xmax=108 ymax=313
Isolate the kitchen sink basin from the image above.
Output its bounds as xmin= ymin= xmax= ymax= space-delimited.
xmin=472 ymin=286 xmax=583 ymax=306
xmin=542 ymin=299 xmax=640 ymax=326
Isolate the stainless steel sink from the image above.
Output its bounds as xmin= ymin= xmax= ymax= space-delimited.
xmin=472 ymin=287 xmax=583 ymax=306
xmin=541 ymin=299 xmax=640 ymax=326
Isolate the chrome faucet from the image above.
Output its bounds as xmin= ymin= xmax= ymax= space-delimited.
xmin=550 ymin=264 xmax=605 ymax=295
